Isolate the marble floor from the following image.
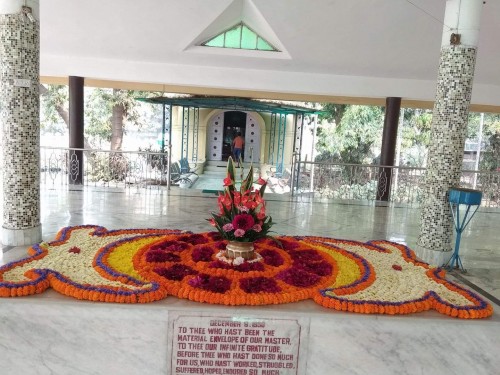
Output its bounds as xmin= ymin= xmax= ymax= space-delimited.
xmin=1 ymin=186 xmax=500 ymax=375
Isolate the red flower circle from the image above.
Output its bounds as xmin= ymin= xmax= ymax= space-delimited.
xmin=136 ymin=233 xmax=338 ymax=306
xmin=240 ymin=277 xmax=281 ymax=293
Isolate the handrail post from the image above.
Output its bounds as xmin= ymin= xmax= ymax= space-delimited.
xmin=69 ymin=77 xmax=84 ymax=185
xmin=167 ymin=143 xmax=172 ymax=192
xmin=290 ymin=151 xmax=297 ymax=197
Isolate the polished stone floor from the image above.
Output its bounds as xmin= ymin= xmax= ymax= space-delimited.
xmin=2 ymin=186 xmax=500 ymax=375
xmin=1 ymin=186 xmax=499 ymax=304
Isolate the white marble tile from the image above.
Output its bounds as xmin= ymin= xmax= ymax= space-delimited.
xmin=1 ymin=295 xmax=498 ymax=375
xmin=308 ymin=314 xmax=500 ymax=375
xmin=0 ymin=299 xmax=170 ymax=375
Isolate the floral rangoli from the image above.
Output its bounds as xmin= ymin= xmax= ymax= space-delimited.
xmin=0 ymin=225 xmax=493 ymax=319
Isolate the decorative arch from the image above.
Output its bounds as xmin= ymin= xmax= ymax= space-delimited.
xmin=206 ymin=110 xmax=264 ymax=162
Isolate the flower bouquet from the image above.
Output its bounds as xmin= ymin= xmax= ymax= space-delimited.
xmin=209 ymin=157 xmax=274 ymax=260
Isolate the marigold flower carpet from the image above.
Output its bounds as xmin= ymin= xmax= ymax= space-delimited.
xmin=0 ymin=225 xmax=493 ymax=319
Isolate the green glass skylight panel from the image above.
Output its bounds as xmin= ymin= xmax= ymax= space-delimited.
xmin=201 ymin=22 xmax=278 ymax=52
xmin=241 ymin=25 xmax=257 ymax=49
xmin=206 ymin=34 xmax=224 ymax=47
xmin=225 ymin=27 xmax=241 ymax=48
xmin=256 ymin=38 xmax=273 ymax=51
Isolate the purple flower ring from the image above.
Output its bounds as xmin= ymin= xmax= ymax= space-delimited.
xmin=0 ymin=226 xmax=491 ymax=318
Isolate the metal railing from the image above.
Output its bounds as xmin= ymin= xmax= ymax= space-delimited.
xmin=40 ymin=147 xmax=171 ymax=190
xmin=291 ymin=160 xmax=500 ymax=208
xmin=460 ymin=170 xmax=500 ymax=207
xmin=38 ymin=147 xmax=500 ymax=207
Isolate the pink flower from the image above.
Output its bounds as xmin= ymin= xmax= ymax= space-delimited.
xmin=222 ymin=223 xmax=234 ymax=232
xmin=232 ymin=214 xmax=255 ymax=231
xmin=238 ymin=205 xmax=249 ymax=213
xmin=208 ymin=218 xmax=216 ymax=227
xmin=223 ymin=176 xmax=233 ymax=187
xmin=252 ymin=224 xmax=262 ymax=232
xmin=234 ymin=229 xmax=245 ymax=237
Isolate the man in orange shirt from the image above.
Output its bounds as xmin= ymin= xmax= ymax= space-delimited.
xmin=232 ymin=132 xmax=244 ymax=166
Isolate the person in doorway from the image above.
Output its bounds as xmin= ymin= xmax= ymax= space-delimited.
xmin=232 ymin=132 xmax=244 ymax=166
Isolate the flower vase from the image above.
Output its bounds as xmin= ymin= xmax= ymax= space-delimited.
xmin=225 ymin=241 xmax=255 ymax=260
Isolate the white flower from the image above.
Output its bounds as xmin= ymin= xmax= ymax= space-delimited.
xmin=233 ymin=257 xmax=245 ymax=266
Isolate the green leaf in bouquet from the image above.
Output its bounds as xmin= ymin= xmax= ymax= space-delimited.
xmin=227 ymin=157 xmax=236 ymax=184
xmin=241 ymin=165 xmax=254 ymax=192
xmin=259 ymin=181 xmax=267 ymax=196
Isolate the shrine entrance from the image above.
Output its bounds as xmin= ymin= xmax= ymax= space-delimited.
xmin=207 ymin=110 xmax=263 ymax=163
xmin=222 ymin=111 xmax=247 ymax=161
xmin=138 ymin=96 xmax=316 ymax=169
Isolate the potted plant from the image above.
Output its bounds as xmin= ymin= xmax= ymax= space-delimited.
xmin=208 ymin=157 xmax=274 ymax=260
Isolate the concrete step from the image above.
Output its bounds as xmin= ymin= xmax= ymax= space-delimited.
xmin=201 ymin=170 xmax=254 ymax=178
xmin=203 ymin=161 xmax=258 ymax=175
xmin=203 ymin=165 xmax=228 ymax=173
xmin=201 ymin=170 xmax=226 ymax=177
xmin=204 ymin=161 xmax=256 ymax=167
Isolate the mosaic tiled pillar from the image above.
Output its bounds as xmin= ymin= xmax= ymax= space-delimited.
xmin=0 ymin=3 xmax=41 ymax=246
xmin=416 ymin=0 xmax=483 ymax=266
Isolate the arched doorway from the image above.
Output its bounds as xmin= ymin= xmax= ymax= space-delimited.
xmin=207 ymin=111 xmax=262 ymax=163
xmin=222 ymin=111 xmax=247 ymax=161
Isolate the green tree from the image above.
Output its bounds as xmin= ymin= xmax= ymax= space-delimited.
xmin=479 ymin=114 xmax=500 ymax=170
xmin=40 ymin=84 xmax=164 ymax=181
xmin=399 ymin=108 xmax=432 ymax=167
xmin=467 ymin=112 xmax=481 ymax=139
xmin=39 ymin=84 xmax=68 ymax=133
xmin=40 ymin=84 xmax=161 ymax=149
xmin=40 ymin=84 xmax=94 ymax=148
xmin=461 ymin=112 xmax=500 ymax=171
xmin=85 ymin=88 xmax=157 ymax=150
xmin=316 ymin=104 xmax=384 ymax=164
xmin=319 ymin=103 xmax=347 ymax=126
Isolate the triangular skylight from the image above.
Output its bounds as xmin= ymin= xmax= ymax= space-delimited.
xmin=201 ymin=22 xmax=279 ymax=52
xmin=185 ymin=0 xmax=290 ymax=58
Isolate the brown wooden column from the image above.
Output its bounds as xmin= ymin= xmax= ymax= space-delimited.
xmin=376 ymin=97 xmax=401 ymax=201
xmin=69 ymin=76 xmax=84 ymax=184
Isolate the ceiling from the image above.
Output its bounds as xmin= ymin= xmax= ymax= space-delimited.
xmin=38 ymin=0 xmax=500 ymax=108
